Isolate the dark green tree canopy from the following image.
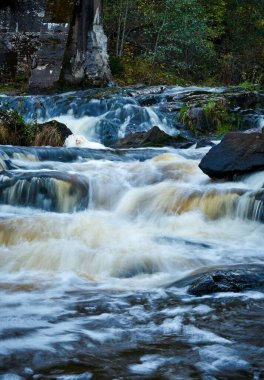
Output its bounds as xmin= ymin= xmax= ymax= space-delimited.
xmin=104 ymin=0 xmax=264 ymax=85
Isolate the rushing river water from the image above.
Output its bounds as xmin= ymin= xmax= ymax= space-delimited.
xmin=0 ymin=86 xmax=264 ymax=379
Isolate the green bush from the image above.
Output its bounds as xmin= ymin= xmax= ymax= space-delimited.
xmin=109 ymin=57 xmax=125 ymax=76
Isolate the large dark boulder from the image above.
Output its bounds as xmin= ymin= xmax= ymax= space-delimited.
xmin=188 ymin=267 xmax=264 ymax=296
xmin=114 ymin=126 xmax=193 ymax=149
xmin=199 ymin=132 xmax=264 ymax=179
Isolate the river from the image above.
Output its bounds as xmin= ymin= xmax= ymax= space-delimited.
xmin=0 ymin=86 xmax=263 ymax=379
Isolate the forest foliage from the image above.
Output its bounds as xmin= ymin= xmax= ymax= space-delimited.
xmin=104 ymin=0 xmax=264 ymax=86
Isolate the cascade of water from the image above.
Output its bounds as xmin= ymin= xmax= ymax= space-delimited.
xmin=235 ymin=172 xmax=264 ymax=222
xmin=0 ymin=146 xmax=263 ymax=223
xmin=1 ymin=86 xmax=263 ymax=149
xmin=0 ymin=87 xmax=264 ymax=379
xmin=0 ymin=171 xmax=89 ymax=213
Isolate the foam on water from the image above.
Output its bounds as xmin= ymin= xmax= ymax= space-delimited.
xmin=0 ymin=86 xmax=263 ymax=379
xmin=0 ymin=151 xmax=263 ymax=285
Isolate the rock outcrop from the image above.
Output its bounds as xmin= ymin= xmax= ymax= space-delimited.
xmin=178 ymin=90 xmax=264 ymax=137
xmin=199 ymin=132 xmax=264 ymax=179
xmin=0 ymin=0 xmax=45 ymax=82
xmin=0 ymin=0 xmax=111 ymax=92
xmin=114 ymin=126 xmax=193 ymax=149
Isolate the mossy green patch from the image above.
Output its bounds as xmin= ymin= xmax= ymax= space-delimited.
xmin=0 ymin=108 xmax=36 ymax=145
xmin=179 ymin=104 xmax=190 ymax=123
xmin=203 ymin=98 xmax=228 ymax=130
xmin=179 ymin=96 xmax=242 ymax=138
xmin=215 ymin=123 xmax=233 ymax=137
xmin=239 ymin=81 xmax=261 ymax=92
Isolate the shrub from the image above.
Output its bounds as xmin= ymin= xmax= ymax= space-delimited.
xmin=34 ymin=126 xmax=65 ymax=147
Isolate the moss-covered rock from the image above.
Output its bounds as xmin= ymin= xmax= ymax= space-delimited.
xmin=179 ymin=95 xmax=242 ymax=137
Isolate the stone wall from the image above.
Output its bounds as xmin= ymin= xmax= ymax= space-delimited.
xmin=0 ymin=0 xmax=111 ymax=92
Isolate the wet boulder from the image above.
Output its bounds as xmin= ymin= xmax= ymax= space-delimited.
xmin=114 ymin=126 xmax=193 ymax=149
xmin=186 ymin=106 xmax=208 ymax=133
xmin=199 ymin=132 xmax=264 ymax=179
xmin=34 ymin=120 xmax=72 ymax=147
xmin=187 ymin=267 xmax=264 ymax=296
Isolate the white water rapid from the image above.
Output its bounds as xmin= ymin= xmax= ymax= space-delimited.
xmin=0 ymin=86 xmax=263 ymax=380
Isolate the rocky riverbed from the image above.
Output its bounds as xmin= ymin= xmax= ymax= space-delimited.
xmin=0 ymin=85 xmax=263 ymax=379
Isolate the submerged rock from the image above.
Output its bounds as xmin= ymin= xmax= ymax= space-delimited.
xmin=0 ymin=145 xmax=173 ymax=163
xmin=156 ymin=236 xmax=212 ymax=249
xmin=199 ymin=132 xmax=264 ymax=179
xmin=0 ymin=171 xmax=89 ymax=212
xmin=114 ymin=126 xmax=193 ymax=149
xmin=0 ymin=151 xmax=18 ymax=171
xmin=187 ymin=267 xmax=264 ymax=296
